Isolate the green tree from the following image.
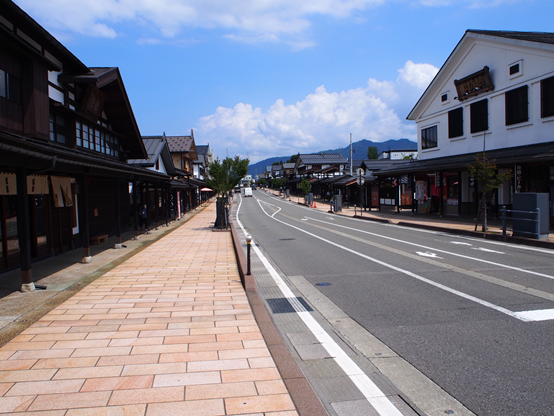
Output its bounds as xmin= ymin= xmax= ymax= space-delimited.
xmin=205 ymin=156 xmax=249 ymax=228
xmin=367 ymin=146 xmax=378 ymax=159
xmin=299 ymin=177 xmax=312 ymax=200
xmin=467 ymin=153 xmax=512 ymax=232
xmin=287 ymin=154 xmax=299 ymax=164
xmin=272 ymin=178 xmax=287 ymax=189
xmin=272 ymin=161 xmax=283 ymax=165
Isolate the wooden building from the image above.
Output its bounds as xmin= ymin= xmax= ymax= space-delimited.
xmin=0 ymin=1 xmax=169 ymax=290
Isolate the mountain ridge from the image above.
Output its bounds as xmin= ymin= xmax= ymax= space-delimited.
xmin=248 ymin=138 xmax=417 ymax=176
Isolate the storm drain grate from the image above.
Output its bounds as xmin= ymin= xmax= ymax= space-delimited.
xmin=267 ymin=297 xmax=313 ymax=314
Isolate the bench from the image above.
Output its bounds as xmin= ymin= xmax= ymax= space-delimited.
xmin=90 ymin=234 xmax=109 ymax=245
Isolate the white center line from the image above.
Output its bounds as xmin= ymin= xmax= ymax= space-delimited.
xmin=306 ymin=217 xmax=554 ymax=281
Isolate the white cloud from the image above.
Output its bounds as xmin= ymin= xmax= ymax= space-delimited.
xmin=418 ymin=0 xmax=518 ymax=6
xmin=15 ymin=0 xmax=382 ymax=42
xmin=196 ymin=61 xmax=438 ymax=162
xmin=397 ymin=60 xmax=439 ymax=89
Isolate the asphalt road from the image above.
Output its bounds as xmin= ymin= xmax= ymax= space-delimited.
xmin=237 ymin=189 xmax=554 ymax=416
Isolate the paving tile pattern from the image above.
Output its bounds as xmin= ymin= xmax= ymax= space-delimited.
xmin=0 ymin=204 xmax=298 ymax=416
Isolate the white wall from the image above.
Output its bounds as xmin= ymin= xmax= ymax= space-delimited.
xmin=415 ymin=36 xmax=554 ymax=161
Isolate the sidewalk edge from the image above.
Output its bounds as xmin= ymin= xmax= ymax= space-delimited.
xmin=229 ymin=216 xmax=328 ymax=416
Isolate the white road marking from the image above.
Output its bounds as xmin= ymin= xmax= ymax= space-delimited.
xmin=451 ymin=242 xmax=473 ymax=246
xmin=514 ymin=308 xmax=554 ymax=321
xmin=236 ymin=197 xmax=404 ymax=416
xmin=252 ymin=205 xmax=541 ymax=322
xmin=416 ymin=252 xmax=443 ymax=259
xmin=472 ymin=247 xmax=505 ymax=254
xmin=305 ymin=217 xmax=554 ymax=281
xmin=252 ymin=195 xmax=554 ymax=322
xmin=261 ymin=189 xmax=554 ymax=257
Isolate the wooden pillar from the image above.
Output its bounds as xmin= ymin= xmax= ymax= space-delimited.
xmin=154 ymin=183 xmax=159 ymax=229
xmin=16 ymin=167 xmax=34 ymax=291
xmin=165 ymin=187 xmax=169 ymax=226
xmin=412 ymin=173 xmax=416 ymax=214
xmin=145 ymin=182 xmax=151 ymax=233
xmin=427 ymin=175 xmax=431 ymax=214
xmin=377 ymin=180 xmax=381 ymax=211
xmin=396 ymin=176 xmax=402 ymax=212
xmin=78 ymin=174 xmax=91 ymax=263
xmin=114 ymin=178 xmax=122 ymax=247
xmin=133 ymin=178 xmax=139 ymax=239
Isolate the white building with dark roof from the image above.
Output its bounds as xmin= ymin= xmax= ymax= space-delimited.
xmin=375 ymin=30 xmax=554 ymax=218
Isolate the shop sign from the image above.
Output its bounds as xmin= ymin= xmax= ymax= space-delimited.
xmin=469 ymin=175 xmax=475 ymax=188
xmin=435 ymin=171 xmax=441 ymax=188
xmin=447 ymin=198 xmax=459 ymax=206
xmin=515 ymin=165 xmax=522 ymax=193
xmin=454 ymin=66 xmax=494 ymax=101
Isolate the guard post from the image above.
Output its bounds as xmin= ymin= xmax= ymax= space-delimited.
xmin=246 ymin=235 xmax=252 ymax=275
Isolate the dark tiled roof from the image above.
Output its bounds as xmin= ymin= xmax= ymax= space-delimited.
xmin=272 ymin=165 xmax=282 ymax=171
xmin=468 ymin=30 xmax=554 ymax=45
xmin=196 ymin=145 xmax=209 ymax=156
xmin=317 ymin=175 xmax=346 ymax=185
xmin=166 ymin=136 xmax=193 ymax=152
xmin=332 ymin=175 xmax=357 ymax=186
xmin=299 ymin=154 xmax=348 ymax=165
xmin=374 ymin=142 xmax=554 ymax=177
xmin=361 ymin=159 xmax=408 ymax=171
xmin=128 ymin=136 xmax=164 ymax=165
xmin=128 ymin=136 xmax=176 ymax=175
xmin=282 ymin=163 xmax=296 ymax=169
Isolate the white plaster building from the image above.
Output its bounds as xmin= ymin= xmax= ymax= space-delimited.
xmin=376 ymin=30 xmax=554 ymax=219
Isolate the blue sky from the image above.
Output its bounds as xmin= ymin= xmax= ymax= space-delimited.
xmin=15 ymin=0 xmax=554 ymax=163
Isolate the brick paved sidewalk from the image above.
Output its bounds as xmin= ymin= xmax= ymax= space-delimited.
xmin=0 ymin=203 xmax=298 ymax=416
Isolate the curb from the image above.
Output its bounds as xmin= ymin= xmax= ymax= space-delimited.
xmin=228 ymin=216 xmax=327 ymax=416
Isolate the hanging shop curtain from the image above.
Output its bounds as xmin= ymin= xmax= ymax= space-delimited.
xmin=50 ymin=176 xmax=73 ymax=207
xmin=0 ymin=173 xmax=16 ymax=195
xmin=27 ymin=175 xmax=49 ymax=195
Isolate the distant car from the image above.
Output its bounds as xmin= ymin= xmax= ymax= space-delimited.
xmin=244 ymin=187 xmax=253 ymax=197
xmin=252 ymin=184 xmax=257 ymax=190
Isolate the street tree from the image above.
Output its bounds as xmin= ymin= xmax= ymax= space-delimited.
xmin=299 ymin=177 xmax=312 ymax=204
xmin=467 ymin=153 xmax=512 ymax=232
xmin=205 ymin=156 xmax=249 ymax=228
xmin=367 ymin=146 xmax=378 ymax=159
xmin=272 ymin=177 xmax=287 ymax=191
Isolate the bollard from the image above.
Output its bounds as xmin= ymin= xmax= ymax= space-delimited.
xmin=246 ymin=235 xmax=252 ymax=276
